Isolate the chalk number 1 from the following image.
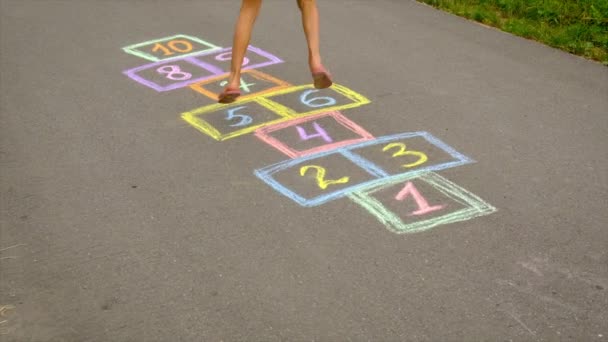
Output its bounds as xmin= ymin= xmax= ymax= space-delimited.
xmin=395 ymin=181 xmax=445 ymax=216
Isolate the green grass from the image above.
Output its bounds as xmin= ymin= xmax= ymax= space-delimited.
xmin=417 ymin=0 xmax=608 ymax=64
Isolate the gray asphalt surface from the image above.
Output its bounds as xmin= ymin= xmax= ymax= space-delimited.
xmin=1 ymin=0 xmax=607 ymax=341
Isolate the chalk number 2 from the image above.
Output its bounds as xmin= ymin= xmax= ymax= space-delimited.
xmin=300 ymin=165 xmax=349 ymax=190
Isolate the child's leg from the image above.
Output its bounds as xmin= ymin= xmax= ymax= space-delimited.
xmin=297 ymin=0 xmax=332 ymax=88
xmin=226 ymin=0 xmax=262 ymax=90
xmin=297 ymin=0 xmax=322 ymax=72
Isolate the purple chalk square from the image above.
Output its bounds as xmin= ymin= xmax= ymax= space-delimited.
xmin=122 ymin=56 xmax=224 ymax=92
xmin=190 ymin=45 xmax=284 ymax=73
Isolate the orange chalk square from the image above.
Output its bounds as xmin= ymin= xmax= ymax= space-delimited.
xmin=189 ymin=69 xmax=291 ymax=101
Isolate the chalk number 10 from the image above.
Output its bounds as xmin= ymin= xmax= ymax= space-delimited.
xmin=152 ymin=40 xmax=193 ymax=56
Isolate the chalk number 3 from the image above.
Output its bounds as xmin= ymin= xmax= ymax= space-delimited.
xmin=382 ymin=142 xmax=427 ymax=168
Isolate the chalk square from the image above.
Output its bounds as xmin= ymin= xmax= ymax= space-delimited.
xmin=181 ymin=98 xmax=293 ymax=141
xmin=349 ymin=172 xmax=497 ymax=234
xmin=122 ymin=34 xmax=221 ymax=62
xmin=255 ymin=152 xmax=378 ymax=206
xmin=190 ymin=69 xmax=292 ymax=101
xmin=341 ymin=131 xmax=475 ymax=178
xmin=191 ymin=45 xmax=284 ymax=73
xmin=123 ymin=57 xmax=224 ymax=92
xmin=254 ymin=111 xmax=374 ymax=158
xmin=260 ymin=84 xmax=371 ymax=117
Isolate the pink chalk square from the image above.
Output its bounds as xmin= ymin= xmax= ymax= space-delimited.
xmin=254 ymin=111 xmax=374 ymax=159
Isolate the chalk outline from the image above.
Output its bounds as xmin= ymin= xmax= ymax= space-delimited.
xmin=122 ymin=34 xmax=221 ymax=62
xmin=254 ymin=111 xmax=375 ymax=158
xmin=348 ymin=172 xmax=497 ymax=234
xmin=191 ymin=45 xmax=284 ymax=73
xmin=260 ymin=83 xmax=371 ymax=117
xmin=254 ymin=131 xmax=475 ymax=206
xmin=123 ymin=46 xmax=284 ymax=92
xmin=182 ymin=83 xmax=369 ymax=141
xmin=190 ymin=69 xmax=292 ymax=101
xmin=181 ymin=97 xmax=293 ymax=141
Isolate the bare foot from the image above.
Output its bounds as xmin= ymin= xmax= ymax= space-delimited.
xmin=311 ymin=65 xmax=332 ymax=89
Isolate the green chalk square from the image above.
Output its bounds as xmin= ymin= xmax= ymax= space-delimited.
xmin=122 ymin=34 xmax=220 ymax=62
xmin=349 ymin=172 xmax=497 ymax=234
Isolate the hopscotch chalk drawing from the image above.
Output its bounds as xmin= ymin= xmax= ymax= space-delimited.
xmin=121 ymin=33 xmax=496 ymax=234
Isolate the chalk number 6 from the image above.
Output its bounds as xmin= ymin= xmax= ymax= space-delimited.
xmin=300 ymin=90 xmax=337 ymax=108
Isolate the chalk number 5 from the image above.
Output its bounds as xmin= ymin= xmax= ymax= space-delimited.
xmin=225 ymin=106 xmax=253 ymax=127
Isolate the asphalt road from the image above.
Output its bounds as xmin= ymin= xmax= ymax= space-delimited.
xmin=1 ymin=0 xmax=607 ymax=341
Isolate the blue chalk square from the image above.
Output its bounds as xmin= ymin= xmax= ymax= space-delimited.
xmin=342 ymin=131 xmax=475 ymax=177
xmin=254 ymin=151 xmax=378 ymax=207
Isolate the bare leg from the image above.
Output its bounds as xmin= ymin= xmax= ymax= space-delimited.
xmin=297 ymin=0 xmax=331 ymax=88
xmin=226 ymin=0 xmax=262 ymax=90
xmin=297 ymin=0 xmax=323 ymax=72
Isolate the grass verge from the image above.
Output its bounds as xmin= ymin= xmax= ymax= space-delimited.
xmin=417 ymin=0 xmax=608 ymax=65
